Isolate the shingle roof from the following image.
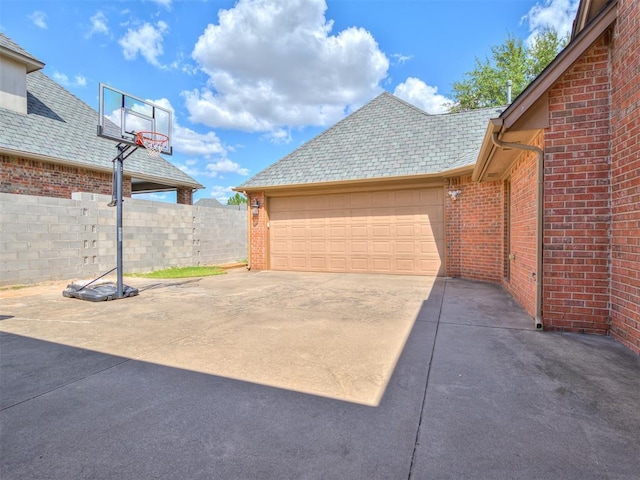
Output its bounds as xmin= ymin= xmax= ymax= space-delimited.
xmin=239 ymin=93 xmax=503 ymax=189
xmin=0 ymin=67 xmax=201 ymax=190
xmin=0 ymin=32 xmax=44 ymax=72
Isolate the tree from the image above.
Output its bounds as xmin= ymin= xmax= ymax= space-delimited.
xmin=227 ymin=193 xmax=247 ymax=206
xmin=450 ymin=29 xmax=568 ymax=112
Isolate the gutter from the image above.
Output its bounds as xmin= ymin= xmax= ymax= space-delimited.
xmin=490 ymin=133 xmax=544 ymax=330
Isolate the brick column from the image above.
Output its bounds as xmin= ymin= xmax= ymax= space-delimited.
xmin=248 ymin=192 xmax=267 ymax=270
xmin=610 ymin=0 xmax=640 ymax=353
xmin=543 ymin=36 xmax=612 ymax=335
xmin=177 ymin=188 xmax=193 ymax=205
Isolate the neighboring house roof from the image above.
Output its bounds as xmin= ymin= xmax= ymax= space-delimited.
xmin=238 ymin=93 xmax=503 ymax=190
xmin=0 ymin=32 xmax=44 ymax=72
xmin=0 ymin=33 xmax=202 ymax=192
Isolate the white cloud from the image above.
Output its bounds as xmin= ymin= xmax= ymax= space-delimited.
xmin=522 ymin=0 xmax=579 ymax=44
xmin=206 ymin=159 xmax=250 ymax=176
xmin=393 ymin=77 xmax=453 ymax=114
xmin=134 ymin=192 xmax=170 ymax=201
xmin=208 ymin=186 xmax=236 ymax=203
xmin=52 ymin=72 xmax=87 ymax=88
xmin=185 ymin=0 xmax=388 ymax=134
xmin=119 ymin=21 xmax=169 ymax=67
xmin=151 ymin=98 xmax=227 ymax=158
xmin=28 ymin=11 xmax=47 ymax=29
xmin=176 ymin=158 xmax=250 ymax=179
xmin=391 ymin=53 xmax=413 ymax=65
xmin=87 ymin=12 xmax=109 ymax=37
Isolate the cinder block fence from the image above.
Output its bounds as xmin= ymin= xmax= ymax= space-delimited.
xmin=0 ymin=192 xmax=247 ymax=286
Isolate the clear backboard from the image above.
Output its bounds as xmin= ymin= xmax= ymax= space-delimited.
xmin=97 ymin=83 xmax=173 ymax=156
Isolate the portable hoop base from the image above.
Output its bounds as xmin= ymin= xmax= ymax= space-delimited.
xmin=63 ymin=282 xmax=139 ymax=302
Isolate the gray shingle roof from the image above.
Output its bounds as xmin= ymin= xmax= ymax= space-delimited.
xmin=0 ymin=69 xmax=201 ymax=190
xmin=239 ymin=93 xmax=503 ymax=189
xmin=0 ymin=32 xmax=44 ymax=72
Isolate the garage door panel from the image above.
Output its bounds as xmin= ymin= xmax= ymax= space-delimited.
xmin=329 ymin=257 xmax=347 ymax=270
xmin=349 ymin=257 xmax=368 ymax=270
xmin=373 ymin=225 xmax=391 ymax=237
xmin=310 ymin=241 xmax=326 ymax=253
xmin=372 ymin=258 xmax=392 ymax=271
xmin=396 ymin=241 xmax=415 ymax=254
xmin=351 ymin=241 xmax=368 ymax=253
xmin=351 ymin=226 xmax=367 ymax=237
xmin=310 ymin=257 xmax=327 ymax=269
xmin=269 ymin=188 xmax=443 ymax=275
xmin=330 ymin=242 xmax=346 ymax=253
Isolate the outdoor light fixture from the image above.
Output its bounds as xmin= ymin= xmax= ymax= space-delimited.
xmin=251 ymin=199 xmax=260 ymax=215
xmin=448 ymin=190 xmax=462 ymax=201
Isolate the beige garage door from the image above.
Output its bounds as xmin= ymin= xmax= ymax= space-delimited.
xmin=269 ymin=188 xmax=444 ymax=275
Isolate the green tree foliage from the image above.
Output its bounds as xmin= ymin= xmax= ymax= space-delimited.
xmin=227 ymin=193 xmax=247 ymax=205
xmin=451 ymin=29 xmax=568 ymax=111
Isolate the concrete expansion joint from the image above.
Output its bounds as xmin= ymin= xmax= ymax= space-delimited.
xmin=407 ymin=278 xmax=446 ymax=479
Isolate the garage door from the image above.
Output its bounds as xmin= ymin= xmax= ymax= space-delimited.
xmin=269 ymin=188 xmax=444 ymax=275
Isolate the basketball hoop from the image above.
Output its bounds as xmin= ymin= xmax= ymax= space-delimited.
xmin=135 ymin=131 xmax=169 ymax=157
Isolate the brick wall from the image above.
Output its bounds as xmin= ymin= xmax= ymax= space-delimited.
xmin=248 ymin=192 xmax=267 ymax=270
xmin=445 ymin=177 xmax=503 ymax=282
xmin=503 ymin=140 xmax=540 ymax=319
xmin=177 ymin=187 xmax=193 ymax=205
xmin=543 ymin=35 xmax=612 ymax=335
xmin=0 ymin=154 xmax=132 ymax=198
xmin=610 ymin=0 xmax=640 ymax=353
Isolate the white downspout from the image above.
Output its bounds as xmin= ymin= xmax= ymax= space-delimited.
xmin=491 ymin=133 xmax=544 ymax=330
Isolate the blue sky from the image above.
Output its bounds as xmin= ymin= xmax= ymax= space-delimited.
xmin=1 ymin=0 xmax=578 ymax=203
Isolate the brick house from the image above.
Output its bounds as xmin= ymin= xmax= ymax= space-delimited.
xmin=237 ymin=0 xmax=639 ymax=354
xmin=0 ymin=33 xmax=202 ymax=204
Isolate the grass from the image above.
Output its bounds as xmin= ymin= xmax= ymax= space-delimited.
xmin=126 ymin=266 xmax=226 ymax=279
xmin=0 ymin=284 xmax=30 ymax=291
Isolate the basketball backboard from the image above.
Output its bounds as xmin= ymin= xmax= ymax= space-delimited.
xmin=97 ymin=83 xmax=173 ymax=155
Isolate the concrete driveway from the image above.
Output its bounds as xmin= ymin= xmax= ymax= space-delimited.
xmin=1 ymin=271 xmax=639 ymax=479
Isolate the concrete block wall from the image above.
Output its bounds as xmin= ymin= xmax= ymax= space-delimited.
xmin=0 ymin=192 xmax=247 ymax=286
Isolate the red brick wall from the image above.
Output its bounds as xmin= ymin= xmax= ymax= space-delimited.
xmin=503 ymin=142 xmax=540 ymax=319
xmin=543 ymin=36 xmax=612 ymax=335
xmin=248 ymin=192 xmax=267 ymax=270
xmin=176 ymin=187 xmax=193 ymax=205
xmin=445 ymin=177 xmax=503 ymax=282
xmin=610 ymin=0 xmax=640 ymax=353
xmin=0 ymin=155 xmax=132 ymax=198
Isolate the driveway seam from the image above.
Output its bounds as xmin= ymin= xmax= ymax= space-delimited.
xmin=407 ymin=277 xmax=446 ymax=480
xmin=0 ymin=357 xmax=132 ymax=412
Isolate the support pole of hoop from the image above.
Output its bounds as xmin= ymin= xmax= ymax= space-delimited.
xmin=116 ymin=144 xmax=125 ymax=299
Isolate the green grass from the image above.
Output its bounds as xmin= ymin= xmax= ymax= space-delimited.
xmin=126 ymin=266 xmax=226 ymax=279
xmin=0 ymin=284 xmax=30 ymax=291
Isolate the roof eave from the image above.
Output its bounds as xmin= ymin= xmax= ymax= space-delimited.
xmin=234 ymin=172 xmax=447 ymax=194
xmin=472 ymin=119 xmax=503 ymax=182
xmin=499 ymin=0 xmax=617 ymax=131
xmin=0 ymin=147 xmax=203 ymax=190
xmin=474 ymin=0 xmax=618 ymax=182
xmin=0 ymin=46 xmax=45 ymax=73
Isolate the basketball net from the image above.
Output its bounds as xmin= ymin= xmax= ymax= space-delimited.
xmin=135 ymin=131 xmax=169 ymax=157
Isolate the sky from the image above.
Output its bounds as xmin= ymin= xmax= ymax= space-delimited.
xmin=0 ymin=0 xmax=579 ymax=203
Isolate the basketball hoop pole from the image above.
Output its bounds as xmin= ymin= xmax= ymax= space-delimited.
xmin=116 ymin=144 xmax=125 ymax=299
